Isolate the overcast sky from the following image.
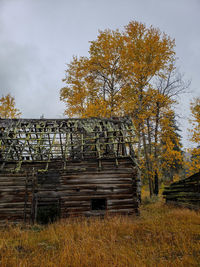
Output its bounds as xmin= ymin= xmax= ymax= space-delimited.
xmin=0 ymin=0 xmax=199 ymax=147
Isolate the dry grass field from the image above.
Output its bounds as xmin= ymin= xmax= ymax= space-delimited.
xmin=0 ymin=195 xmax=200 ymax=267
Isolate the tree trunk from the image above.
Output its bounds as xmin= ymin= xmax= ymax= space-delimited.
xmin=142 ymin=128 xmax=153 ymax=197
xmin=153 ymin=171 xmax=159 ymax=195
xmin=153 ymin=102 xmax=160 ymax=195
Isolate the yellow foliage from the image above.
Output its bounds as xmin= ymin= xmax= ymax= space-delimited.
xmin=186 ymin=98 xmax=200 ymax=175
xmin=60 ymin=20 xmax=182 ymax=189
xmin=0 ymin=94 xmax=21 ymax=119
xmin=159 ymin=109 xmax=183 ymax=174
xmin=60 ymin=21 xmax=175 ymax=120
xmin=189 ymin=97 xmax=200 ymax=143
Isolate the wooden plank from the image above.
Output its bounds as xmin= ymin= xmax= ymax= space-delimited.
xmin=0 ymin=203 xmax=31 ymax=208
xmin=57 ymin=184 xmax=133 ymax=191
xmin=0 ymin=188 xmax=26 ymax=192
xmin=61 ymin=173 xmax=134 ymax=179
xmin=60 ymin=180 xmax=133 ymax=185
xmin=37 ymin=188 xmax=134 ymax=195
xmin=60 ymin=193 xmax=134 ymax=201
xmin=107 ymin=198 xmax=134 ymax=204
xmin=61 ymin=170 xmax=135 ymax=176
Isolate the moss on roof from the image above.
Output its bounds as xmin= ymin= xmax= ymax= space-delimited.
xmin=0 ymin=117 xmax=137 ymax=171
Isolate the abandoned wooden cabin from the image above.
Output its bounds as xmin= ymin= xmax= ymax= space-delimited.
xmin=163 ymin=171 xmax=200 ymax=209
xmin=0 ymin=117 xmax=140 ymax=223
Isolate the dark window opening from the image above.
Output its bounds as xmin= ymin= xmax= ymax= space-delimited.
xmin=36 ymin=201 xmax=60 ymax=224
xmin=91 ymin=198 xmax=106 ymax=210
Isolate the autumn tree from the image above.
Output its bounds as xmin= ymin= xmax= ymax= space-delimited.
xmin=61 ymin=21 xmax=175 ymax=119
xmin=61 ymin=30 xmax=126 ymax=118
xmin=0 ymin=94 xmax=21 ymax=118
xmin=140 ymin=66 xmax=188 ymax=195
xmin=136 ymin=87 xmax=184 ymax=195
xmin=60 ymin=20 xmax=187 ymax=196
xmin=159 ymin=112 xmax=183 ymax=182
xmin=186 ymin=97 xmax=200 ymax=175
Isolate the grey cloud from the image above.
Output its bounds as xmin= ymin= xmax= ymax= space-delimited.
xmin=0 ymin=41 xmax=36 ymax=90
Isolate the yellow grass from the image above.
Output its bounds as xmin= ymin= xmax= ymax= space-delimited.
xmin=0 ymin=201 xmax=200 ymax=267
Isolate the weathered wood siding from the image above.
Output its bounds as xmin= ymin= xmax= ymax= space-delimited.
xmin=0 ymin=173 xmax=32 ymax=222
xmin=163 ymin=172 xmax=200 ymax=209
xmin=0 ymin=157 xmax=140 ymax=223
xmin=59 ymin=158 xmax=139 ymax=217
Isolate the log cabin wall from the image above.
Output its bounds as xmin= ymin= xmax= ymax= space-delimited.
xmin=0 ymin=172 xmax=33 ymax=222
xmin=0 ymin=117 xmax=140 ymax=223
xmin=163 ymin=171 xmax=200 ymax=209
xmin=59 ymin=157 xmax=139 ymax=218
xmin=0 ymin=157 xmax=140 ymax=223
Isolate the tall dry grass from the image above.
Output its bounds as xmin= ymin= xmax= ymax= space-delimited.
xmin=0 ymin=201 xmax=200 ymax=267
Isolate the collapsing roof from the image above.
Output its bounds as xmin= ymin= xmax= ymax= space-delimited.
xmin=0 ymin=117 xmax=137 ymax=172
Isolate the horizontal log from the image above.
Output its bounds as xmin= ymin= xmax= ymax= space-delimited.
xmin=0 ymin=208 xmax=25 ymax=213
xmin=61 ymin=159 xmax=132 ymax=165
xmin=0 ymin=200 xmax=32 ymax=205
xmin=0 ymin=196 xmax=31 ymax=202
xmin=38 ymin=188 xmax=134 ymax=196
xmin=60 ymin=199 xmax=136 ymax=207
xmin=61 ymin=193 xmax=134 ymax=202
xmin=0 ymin=184 xmax=27 ymax=189
xmin=163 ymin=189 xmax=200 ymax=195
xmin=61 ymin=173 xmax=134 ymax=179
xmin=0 ymin=178 xmax=27 ymax=183
xmin=166 ymin=179 xmax=200 ymax=187
xmin=57 ymin=186 xmax=133 ymax=194
xmin=60 ymin=180 xmax=133 ymax=186
xmin=166 ymin=180 xmax=199 ymax=186
xmin=0 ymin=187 xmax=26 ymax=192
xmin=60 ymin=206 xmax=85 ymax=212
xmin=0 ymin=173 xmax=27 ymax=177
xmin=107 ymin=198 xmax=134 ymax=204
xmin=61 ymin=179 xmax=134 ymax=184
xmin=61 ymin=170 xmax=135 ymax=175
xmin=164 ymin=192 xmax=200 ymax=197
xmin=0 ymin=202 xmax=31 ymax=208
xmin=164 ymin=183 xmax=200 ymax=189
xmin=164 ymin=184 xmax=200 ymax=191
